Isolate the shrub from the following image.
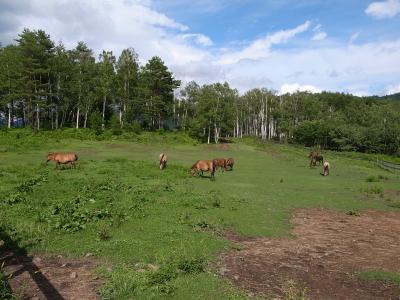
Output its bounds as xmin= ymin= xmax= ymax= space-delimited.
xmin=177 ymin=257 xmax=205 ymax=274
xmin=110 ymin=115 xmax=122 ymax=136
xmin=89 ymin=111 xmax=103 ymax=134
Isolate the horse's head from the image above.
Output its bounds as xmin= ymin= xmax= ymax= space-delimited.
xmin=46 ymin=152 xmax=55 ymax=162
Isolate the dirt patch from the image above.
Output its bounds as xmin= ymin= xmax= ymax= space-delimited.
xmin=218 ymin=143 xmax=231 ymax=151
xmin=258 ymin=146 xmax=288 ymax=160
xmin=218 ymin=209 xmax=400 ymax=299
xmin=2 ymin=252 xmax=102 ymax=300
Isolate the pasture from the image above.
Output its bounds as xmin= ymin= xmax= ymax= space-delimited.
xmin=1 ymin=131 xmax=399 ymax=299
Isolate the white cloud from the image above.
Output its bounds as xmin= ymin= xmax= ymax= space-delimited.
xmin=182 ymin=34 xmax=213 ymax=46
xmin=365 ymin=0 xmax=400 ymax=19
xmin=311 ymin=23 xmax=327 ymax=41
xmin=349 ymin=32 xmax=360 ymax=44
xmin=0 ymin=1 xmax=400 ymax=95
xmin=0 ymin=0 xmax=211 ymax=66
xmin=279 ymin=83 xmax=321 ymax=95
xmin=312 ymin=31 xmax=327 ymax=41
xmin=217 ymin=20 xmax=311 ymax=65
xmin=386 ymin=83 xmax=400 ymax=94
xmin=313 ymin=24 xmax=322 ymax=32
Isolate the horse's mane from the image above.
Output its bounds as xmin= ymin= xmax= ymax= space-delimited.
xmin=159 ymin=153 xmax=165 ymax=165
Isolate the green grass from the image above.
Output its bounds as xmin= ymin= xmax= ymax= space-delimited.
xmin=358 ymin=270 xmax=400 ymax=287
xmin=0 ymin=130 xmax=399 ymax=299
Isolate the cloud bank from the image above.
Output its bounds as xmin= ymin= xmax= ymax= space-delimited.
xmin=0 ymin=0 xmax=399 ymax=95
xmin=365 ymin=0 xmax=400 ymax=19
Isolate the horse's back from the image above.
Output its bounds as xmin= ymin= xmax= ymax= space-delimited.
xmin=54 ymin=152 xmax=78 ymax=163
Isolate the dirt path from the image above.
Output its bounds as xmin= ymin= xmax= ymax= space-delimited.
xmin=2 ymin=252 xmax=102 ymax=300
xmin=218 ymin=209 xmax=400 ymax=300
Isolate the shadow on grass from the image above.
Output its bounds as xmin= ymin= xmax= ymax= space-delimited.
xmin=0 ymin=229 xmax=64 ymax=300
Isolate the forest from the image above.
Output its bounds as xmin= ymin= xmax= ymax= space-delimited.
xmin=1 ymin=29 xmax=400 ymax=155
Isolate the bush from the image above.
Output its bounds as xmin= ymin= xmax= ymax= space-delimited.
xmin=110 ymin=115 xmax=122 ymax=135
xmin=89 ymin=111 xmax=103 ymax=134
xmin=293 ymin=120 xmax=332 ymax=147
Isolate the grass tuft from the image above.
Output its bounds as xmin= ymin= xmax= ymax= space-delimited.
xmin=358 ymin=270 xmax=400 ymax=287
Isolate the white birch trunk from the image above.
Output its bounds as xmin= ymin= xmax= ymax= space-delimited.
xmin=76 ymin=107 xmax=80 ymax=129
xmin=7 ymin=103 xmax=11 ymax=128
xmin=84 ymin=106 xmax=88 ymax=128
xmin=36 ymin=104 xmax=40 ymax=131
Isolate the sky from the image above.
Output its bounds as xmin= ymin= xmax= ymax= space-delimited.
xmin=1 ymin=0 xmax=400 ymax=96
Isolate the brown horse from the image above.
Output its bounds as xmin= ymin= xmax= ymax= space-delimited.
xmin=213 ymin=158 xmax=227 ymax=172
xmin=189 ymin=160 xmax=216 ymax=179
xmin=46 ymin=152 xmax=78 ymax=168
xmin=315 ymin=155 xmax=324 ymax=165
xmin=226 ymin=158 xmax=234 ymax=171
xmin=309 ymin=151 xmax=320 ymax=167
xmin=159 ymin=153 xmax=167 ymax=170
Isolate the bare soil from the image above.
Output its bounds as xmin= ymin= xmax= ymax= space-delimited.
xmin=2 ymin=252 xmax=102 ymax=300
xmin=218 ymin=143 xmax=231 ymax=151
xmin=217 ymin=208 xmax=400 ymax=300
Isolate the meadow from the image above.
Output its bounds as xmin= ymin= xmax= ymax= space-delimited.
xmin=0 ymin=130 xmax=399 ymax=299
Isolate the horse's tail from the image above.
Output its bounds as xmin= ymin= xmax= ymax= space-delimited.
xmin=159 ymin=153 xmax=165 ymax=165
xmin=212 ymin=159 xmax=218 ymax=174
xmin=74 ymin=153 xmax=79 ymax=161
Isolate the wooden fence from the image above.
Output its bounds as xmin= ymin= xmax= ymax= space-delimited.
xmin=376 ymin=159 xmax=400 ymax=172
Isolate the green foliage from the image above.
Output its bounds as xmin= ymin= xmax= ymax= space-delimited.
xmin=3 ymin=173 xmax=47 ymax=205
xmin=366 ymin=175 xmax=389 ymax=182
xmin=293 ymin=120 xmax=331 ymax=147
xmin=362 ymin=185 xmax=384 ymax=196
xmin=359 ymin=270 xmax=400 ymax=287
xmin=109 ymin=115 xmax=122 ymax=135
xmin=2 ymin=28 xmax=400 ymax=156
xmin=89 ymin=111 xmax=103 ymax=134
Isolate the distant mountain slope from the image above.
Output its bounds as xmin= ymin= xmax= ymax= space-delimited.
xmin=372 ymin=93 xmax=400 ymax=101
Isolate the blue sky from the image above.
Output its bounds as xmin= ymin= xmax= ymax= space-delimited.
xmin=1 ymin=0 xmax=400 ymax=95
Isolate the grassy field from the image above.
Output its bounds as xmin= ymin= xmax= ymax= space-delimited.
xmin=0 ymin=131 xmax=399 ymax=299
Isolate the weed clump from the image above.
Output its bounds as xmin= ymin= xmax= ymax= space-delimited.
xmin=177 ymin=257 xmax=205 ymax=274
xmin=362 ymin=185 xmax=384 ymax=196
xmin=2 ymin=173 xmax=47 ymax=205
xmin=365 ymin=175 xmax=389 ymax=183
xmin=347 ymin=209 xmax=360 ymax=216
xmin=281 ymin=279 xmax=308 ymax=300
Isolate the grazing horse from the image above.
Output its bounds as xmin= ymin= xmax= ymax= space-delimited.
xmin=309 ymin=151 xmax=320 ymax=167
xmin=213 ymin=158 xmax=227 ymax=172
xmin=314 ymin=155 xmax=324 ymax=165
xmin=159 ymin=153 xmax=167 ymax=170
xmin=226 ymin=158 xmax=235 ymax=171
xmin=46 ymin=152 xmax=78 ymax=168
xmin=189 ymin=160 xmax=216 ymax=180
xmin=322 ymin=161 xmax=330 ymax=176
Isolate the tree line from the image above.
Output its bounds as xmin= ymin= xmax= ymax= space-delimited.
xmin=1 ymin=29 xmax=400 ymax=155
xmin=0 ymin=29 xmax=180 ymax=132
